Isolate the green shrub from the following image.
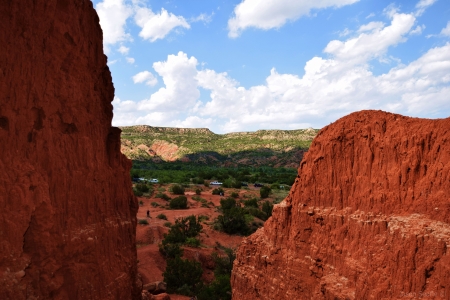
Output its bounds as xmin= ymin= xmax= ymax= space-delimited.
xmin=164 ymin=256 xmax=203 ymax=296
xmin=195 ymin=188 xmax=202 ymax=195
xmin=156 ymin=192 xmax=171 ymax=200
xmin=198 ymin=215 xmax=210 ymax=222
xmin=139 ymin=200 xmax=144 ymax=206
xmin=217 ymin=207 xmax=249 ymax=235
xmin=151 ymin=202 xmax=159 ymax=207
xmin=133 ymin=189 xmax=143 ymax=197
xmin=171 ymin=184 xmax=185 ymax=195
xmin=185 ymin=237 xmax=201 ymax=248
xmin=204 ymin=181 xmax=209 ymax=187
xmin=231 ymin=192 xmax=239 ymax=198
xmin=212 ymin=187 xmax=224 ymax=195
xmin=220 ymin=197 xmax=237 ymax=211
xmin=135 ymin=183 xmax=150 ymax=193
xmin=159 ymin=242 xmax=183 ymax=259
xmin=157 ymin=213 xmax=168 ymax=220
xmin=138 ymin=219 xmax=149 ymax=225
xmin=164 ymin=221 xmax=172 ymax=227
xmin=260 ymin=186 xmax=271 ymax=199
xmin=262 ymin=201 xmax=273 ymax=219
xmin=243 ymin=198 xmax=258 ymax=208
xmin=170 ymin=196 xmax=188 ymax=209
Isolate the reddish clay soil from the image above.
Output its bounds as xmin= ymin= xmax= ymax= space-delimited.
xmin=136 ymin=185 xmax=262 ymax=299
xmin=232 ymin=111 xmax=450 ymax=300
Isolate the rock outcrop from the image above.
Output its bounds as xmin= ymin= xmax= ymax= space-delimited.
xmin=0 ymin=1 xmax=139 ymax=299
xmin=232 ymin=111 xmax=450 ymax=299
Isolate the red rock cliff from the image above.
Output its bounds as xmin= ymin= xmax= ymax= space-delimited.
xmin=0 ymin=1 xmax=139 ymax=299
xmin=232 ymin=111 xmax=450 ymax=299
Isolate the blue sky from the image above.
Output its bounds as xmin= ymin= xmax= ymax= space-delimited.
xmin=92 ymin=0 xmax=450 ymax=133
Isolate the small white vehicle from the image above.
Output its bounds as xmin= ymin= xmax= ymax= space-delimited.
xmin=210 ymin=181 xmax=222 ymax=185
xmin=150 ymin=179 xmax=159 ymax=183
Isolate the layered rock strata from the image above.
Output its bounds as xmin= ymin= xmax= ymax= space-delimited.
xmin=232 ymin=111 xmax=450 ymax=299
xmin=0 ymin=0 xmax=139 ymax=299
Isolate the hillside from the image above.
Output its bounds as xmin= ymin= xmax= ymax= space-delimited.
xmin=120 ymin=125 xmax=318 ymax=168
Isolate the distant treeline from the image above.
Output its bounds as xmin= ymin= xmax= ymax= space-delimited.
xmin=131 ymin=161 xmax=297 ymax=186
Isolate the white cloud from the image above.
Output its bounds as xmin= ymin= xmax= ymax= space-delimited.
xmin=191 ymin=13 xmax=214 ymax=24
xmin=138 ymin=52 xmax=199 ymax=112
xmin=118 ymin=45 xmax=130 ymax=54
xmin=441 ymin=21 xmax=450 ymax=37
xmin=126 ymin=57 xmax=135 ymax=64
xmin=410 ymin=24 xmax=425 ymax=35
xmin=95 ymin=0 xmax=132 ymax=49
xmin=134 ymin=7 xmax=190 ymax=42
xmin=132 ymin=71 xmax=158 ymax=86
xmin=228 ymin=0 xmax=360 ymax=38
xmin=324 ymin=13 xmax=415 ymax=65
xmin=112 ymin=10 xmax=450 ymax=133
xmin=415 ymin=0 xmax=437 ymax=16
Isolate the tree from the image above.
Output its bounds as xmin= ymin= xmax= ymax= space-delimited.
xmin=170 ymin=196 xmax=188 ymax=209
xmin=164 ymin=256 xmax=203 ymax=296
xmin=260 ymin=186 xmax=271 ymax=199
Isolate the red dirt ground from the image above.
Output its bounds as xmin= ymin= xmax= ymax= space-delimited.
xmin=136 ymin=185 xmax=262 ymax=299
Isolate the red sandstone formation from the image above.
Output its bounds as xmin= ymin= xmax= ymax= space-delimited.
xmin=0 ymin=1 xmax=139 ymax=299
xmin=232 ymin=111 xmax=450 ymax=299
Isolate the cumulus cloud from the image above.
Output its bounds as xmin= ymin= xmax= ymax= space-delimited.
xmin=191 ymin=12 xmax=214 ymax=24
xmin=126 ymin=57 xmax=135 ymax=64
xmin=441 ymin=21 xmax=450 ymax=37
xmin=132 ymin=71 xmax=158 ymax=86
xmin=410 ymin=24 xmax=425 ymax=35
xmin=113 ymin=10 xmax=450 ymax=133
xmin=228 ymin=0 xmax=359 ymax=38
xmin=134 ymin=7 xmax=190 ymax=42
xmin=95 ymin=0 xmax=132 ymax=48
xmin=118 ymin=45 xmax=130 ymax=54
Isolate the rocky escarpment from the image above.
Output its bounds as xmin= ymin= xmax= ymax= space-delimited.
xmin=0 ymin=1 xmax=139 ymax=299
xmin=232 ymin=110 xmax=450 ymax=299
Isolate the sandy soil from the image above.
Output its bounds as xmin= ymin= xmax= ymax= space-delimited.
xmin=136 ymin=185 xmax=262 ymax=298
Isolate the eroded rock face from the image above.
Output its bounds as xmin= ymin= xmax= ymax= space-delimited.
xmin=0 ymin=1 xmax=139 ymax=299
xmin=232 ymin=111 xmax=450 ymax=299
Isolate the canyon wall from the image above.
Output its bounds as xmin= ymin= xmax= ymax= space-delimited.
xmin=0 ymin=1 xmax=140 ymax=299
xmin=232 ymin=110 xmax=450 ymax=299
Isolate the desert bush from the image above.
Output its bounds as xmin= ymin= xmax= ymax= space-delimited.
xmin=220 ymin=197 xmax=237 ymax=211
xmin=135 ymin=183 xmax=150 ymax=193
xmin=159 ymin=242 xmax=183 ymax=259
xmin=260 ymin=186 xmax=271 ymax=199
xmin=164 ymin=221 xmax=172 ymax=227
xmin=212 ymin=187 xmax=224 ymax=195
xmin=195 ymin=188 xmax=202 ymax=195
xmin=217 ymin=207 xmax=249 ymax=235
xmin=157 ymin=213 xmax=168 ymax=220
xmin=243 ymin=198 xmax=258 ymax=208
xmin=151 ymin=202 xmax=159 ymax=207
xmin=156 ymin=192 xmax=171 ymax=201
xmin=170 ymin=196 xmax=188 ymax=209
xmin=185 ymin=237 xmax=201 ymax=248
xmin=133 ymin=189 xmax=143 ymax=197
xmin=138 ymin=219 xmax=149 ymax=225
xmin=230 ymin=192 xmax=239 ymax=198
xmin=262 ymin=201 xmax=273 ymax=219
xmin=139 ymin=200 xmax=143 ymax=206
xmin=171 ymin=184 xmax=185 ymax=195
xmin=164 ymin=256 xmax=203 ymax=296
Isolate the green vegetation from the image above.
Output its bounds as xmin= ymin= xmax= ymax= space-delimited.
xmin=138 ymin=219 xmax=149 ymax=225
xmin=197 ymin=247 xmax=236 ymax=300
xmin=120 ymin=126 xmax=317 ymax=165
xmin=157 ymin=213 xmax=168 ymax=220
xmin=260 ymin=185 xmax=271 ymax=199
xmin=163 ymin=256 xmax=203 ymax=296
xmin=169 ymin=196 xmax=188 ymax=209
xmin=171 ymin=184 xmax=185 ymax=195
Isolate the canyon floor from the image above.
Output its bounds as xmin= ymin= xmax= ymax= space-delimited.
xmin=135 ymin=184 xmax=281 ymax=299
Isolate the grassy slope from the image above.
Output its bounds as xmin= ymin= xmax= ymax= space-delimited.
xmin=120 ymin=125 xmax=318 ymax=167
